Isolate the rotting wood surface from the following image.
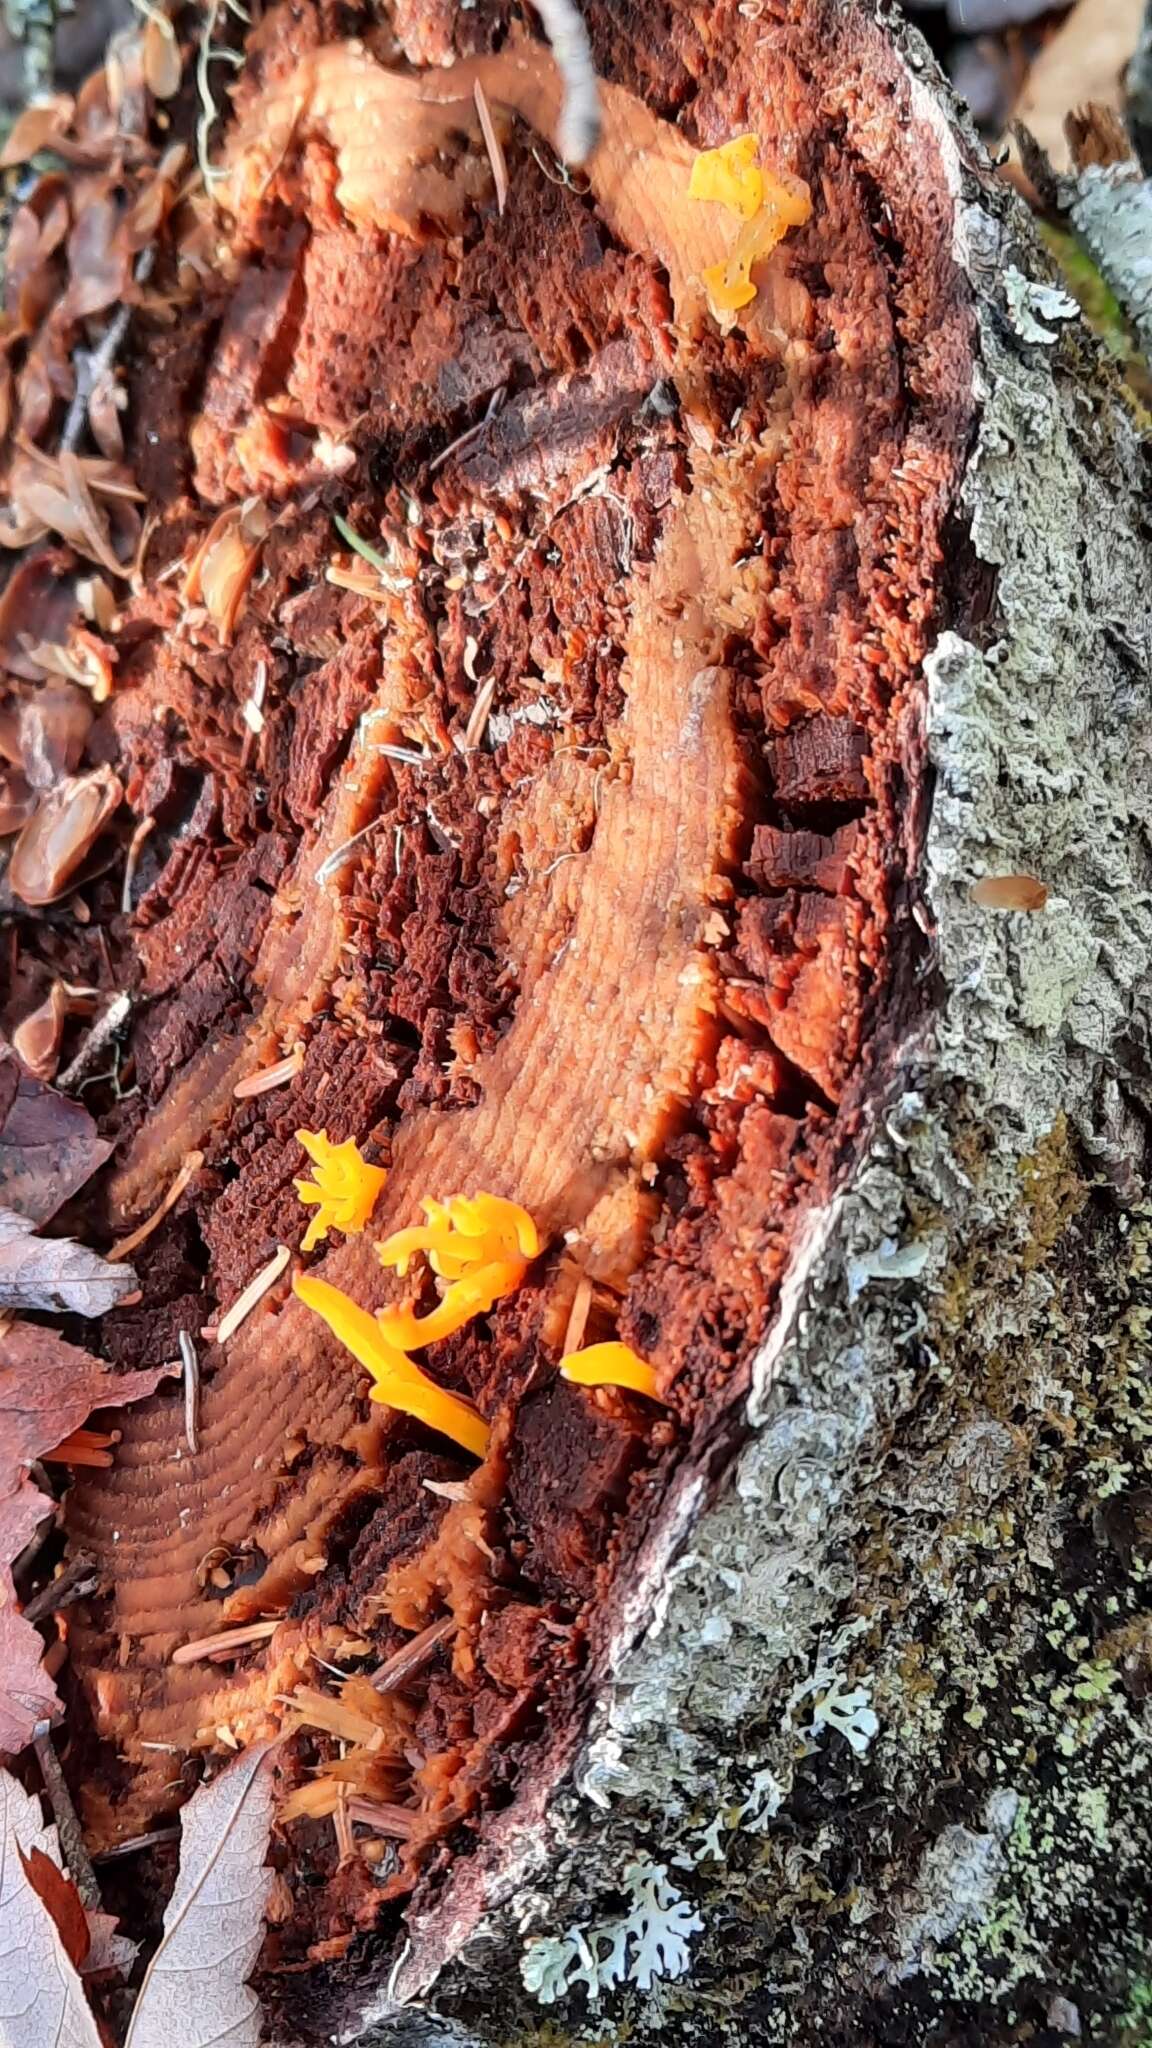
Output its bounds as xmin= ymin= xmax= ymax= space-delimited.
xmin=4 ymin=0 xmax=1150 ymax=2043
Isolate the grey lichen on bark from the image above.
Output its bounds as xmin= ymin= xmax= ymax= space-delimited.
xmin=354 ymin=6 xmax=1152 ymax=2045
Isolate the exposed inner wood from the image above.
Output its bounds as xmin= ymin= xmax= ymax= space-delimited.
xmin=5 ymin=0 xmax=975 ymax=2011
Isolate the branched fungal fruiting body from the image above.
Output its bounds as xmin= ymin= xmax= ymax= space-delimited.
xmin=294 ymin=1129 xmax=388 ymax=1252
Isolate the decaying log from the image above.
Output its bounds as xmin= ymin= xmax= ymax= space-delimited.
xmin=3 ymin=0 xmax=1151 ymax=2041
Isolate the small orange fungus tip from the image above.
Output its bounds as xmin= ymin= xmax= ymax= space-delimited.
xmin=560 ymin=1341 xmax=663 ymax=1400
xmin=688 ymin=133 xmax=764 ymax=221
xmin=969 ymin=874 xmax=1049 ymax=913
xmin=293 ymin=1272 xmax=490 ymax=1459
xmin=294 ymin=1128 xmax=388 ymax=1252
xmin=377 ymin=1191 xmax=539 ymax=1280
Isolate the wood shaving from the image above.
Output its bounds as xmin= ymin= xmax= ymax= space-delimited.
xmin=171 ymin=1618 xmax=282 ymax=1666
xmin=473 ymin=79 xmax=508 ymax=214
xmin=233 ymin=1048 xmax=304 ymax=1098
xmin=108 ymin=1149 xmax=204 ymax=1262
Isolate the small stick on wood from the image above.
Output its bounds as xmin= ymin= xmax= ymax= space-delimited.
xmin=346 ymin=1797 xmax=416 ymax=1839
xmin=333 ymin=1784 xmax=355 ymax=1864
xmin=32 ymin=1722 xmax=102 ymax=1910
xmin=93 ymin=1826 xmax=181 ymax=1862
xmin=171 ymin=1617 xmax=282 ymax=1665
xmin=316 ymin=820 xmax=379 ymax=884
xmin=213 ymin=1245 xmax=291 ymax=1343
xmin=463 ymin=676 xmax=497 ymax=752
xmin=121 ymin=814 xmax=156 ymax=915
xmin=233 ymin=1050 xmax=304 ymax=1099
xmin=22 ymin=1554 xmax=99 ymax=1625
xmin=370 ymin=1614 xmax=455 ymax=1694
xmin=55 ymin=991 xmax=132 ymax=1093
xmin=474 ymin=79 xmax=508 ymax=214
xmin=108 ymin=1149 xmax=203 ymax=1262
xmin=179 ymin=1329 xmax=200 ymax=1453
xmin=427 ymin=383 xmax=506 ymax=476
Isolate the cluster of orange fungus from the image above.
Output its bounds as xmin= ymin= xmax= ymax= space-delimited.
xmin=292 ymin=1272 xmax=491 ymax=1459
xmin=294 ymin=1129 xmax=388 ymax=1252
xmin=376 ymin=1194 xmax=538 ymax=1348
xmin=560 ymin=1342 xmax=662 ymax=1401
xmin=688 ymin=133 xmax=811 ymax=319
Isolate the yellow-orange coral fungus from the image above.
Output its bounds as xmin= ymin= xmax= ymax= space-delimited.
xmin=688 ymin=133 xmax=763 ymax=220
xmin=375 ymin=1191 xmax=538 ymax=1350
xmin=560 ymin=1341 xmax=662 ymax=1400
xmin=376 ymin=1261 xmax=520 ymax=1351
xmin=294 ymin=1128 xmax=388 ymax=1252
xmin=293 ymin=1273 xmax=490 ymax=1457
xmin=377 ymin=1192 xmax=539 ymax=1280
xmin=689 ymin=134 xmax=811 ymax=320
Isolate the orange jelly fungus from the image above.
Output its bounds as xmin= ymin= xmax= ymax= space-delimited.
xmin=376 ymin=1192 xmax=539 ymax=1350
xmin=293 ymin=1272 xmax=490 ymax=1458
xmin=294 ymin=1128 xmax=389 ymax=1253
xmin=689 ymin=134 xmax=811 ymax=319
xmin=688 ymin=133 xmax=763 ymax=220
xmin=560 ymin=1342 xmax=662 ymax=1400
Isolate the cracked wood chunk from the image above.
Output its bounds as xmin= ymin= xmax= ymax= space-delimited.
xmin=33 ymin=0 xmax=975 ymax=2026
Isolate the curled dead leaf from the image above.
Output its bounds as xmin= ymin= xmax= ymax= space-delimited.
xmin=9 ymin=763 xmax=123 ymax=906
xmin=0 ymin=549 xmax=79 ymax=682
xmin=122 ymin=1741 xmax=279 ymax=2048
xmin=0 ymin=95 xmax=76 ymax=170
xmin=0 ymin=768 xmax=38 ymax=836
xmin=0 ymin=1052 xmax=112 ymax=1225
xmin=0 ymin=1769 xmax=104 ymax=2044
xmin=0 ymin=1208 xmax=137 ymax=1316
xmin=62 ymin=187 xmax=132 ymax=322
xmin=13 ymin=983 xmax=71 ymax=1082
xmin=0 ymin=1325 xmax=170 ymax=1756
xmin=185 ymin=499 xmax=271 ymax=642
xmin=19 ymin=681 xmax=94 ymax=790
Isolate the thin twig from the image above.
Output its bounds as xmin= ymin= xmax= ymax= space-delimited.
xmin=213 ymin=1244 xmax=291 ymax=1343
xmin=316 ymin=819 xmax=379 ymax=884
xmin=22 ymin=1554 xmax=99 ymax=1626
xmin=108 ymin=1149 xmax=203 ymax=1262
xmin=55 ymin=992 xmax=132 ymax=1093
xmin=93 ymin=1826 xmax=180 ymax=1862
xmin=179 ymin=1328 xmax=199 ymax=1453
xmin=121 ymin=814 xmax=156 ymax=915
xmin=370 ymin=1614 xmax=455 ymax=1693
xmin=60 ymin=251 xmax=155 ymax=457
xmin=171 ymin=1617 xmax=282 ymax=1665
xmin=33 ymin=1722 xmax=102 ymax=1910
xmin=346 ymin=1797 xmax=416 ymax=1839
xmin=474 ymin=78 xmax=508 ymax=214
xmin=427 ymin=384 xmax=506 ymax=476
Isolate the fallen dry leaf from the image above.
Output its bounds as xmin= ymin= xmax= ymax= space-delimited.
xmin=0 ymin=1767 xmax=105 ymax=2048
xmin=0 ymin=1325 xmax=175 ymax=1757
xmin=123 ymin=1742 xmax=278 ymax=2048
xmin=0 ymin=1056 xmax=112 ymax=1226
xmin=13 ymin=1841 xmax=135 ymax=1983
xmin=0 ymin=1212 xmax=137 ymax=1317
